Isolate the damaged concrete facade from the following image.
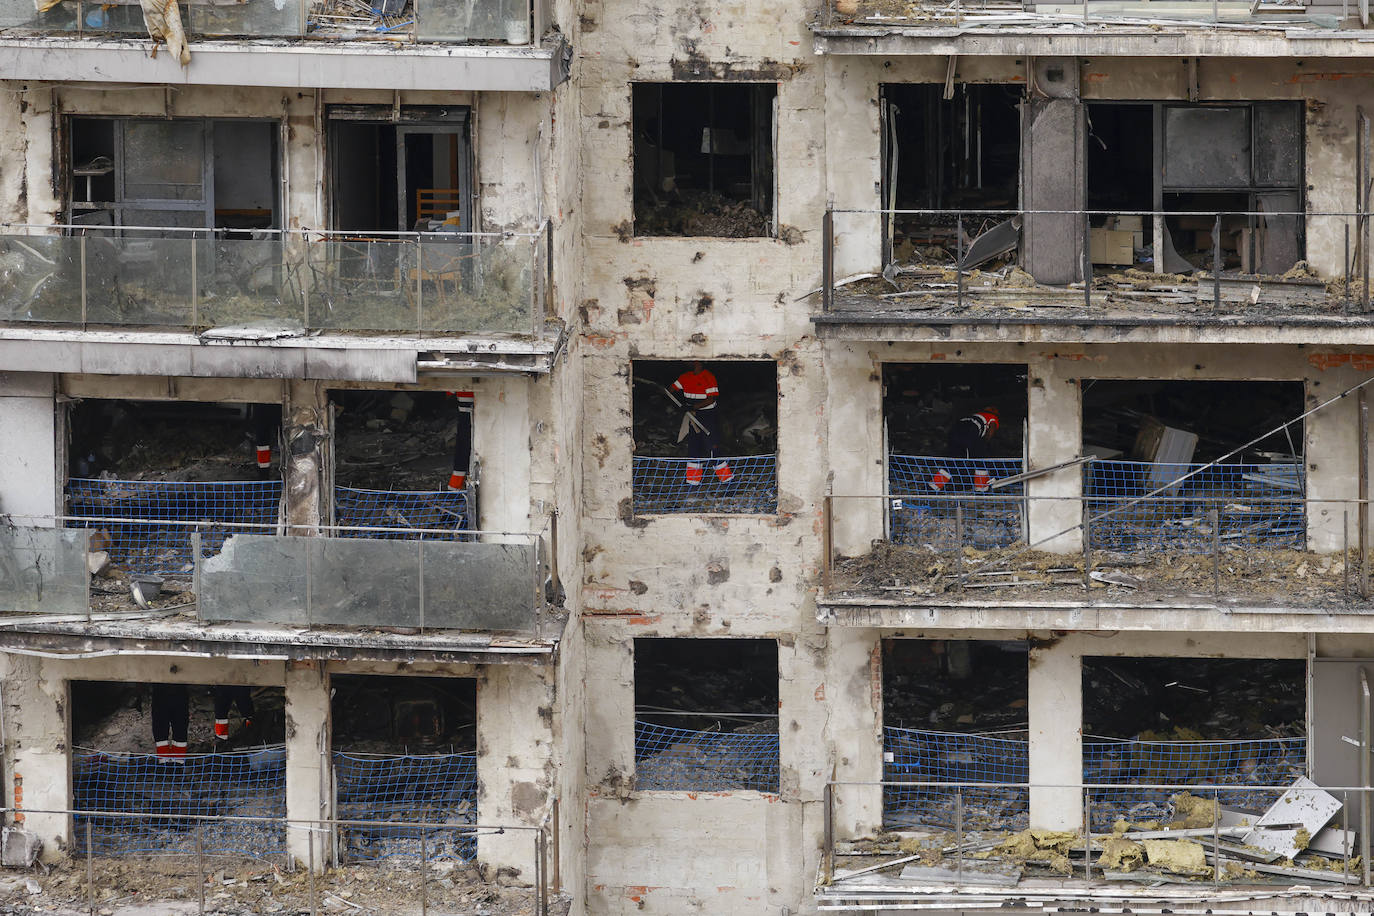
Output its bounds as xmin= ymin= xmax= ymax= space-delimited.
xmin=8 ymin=0 xmax=1374 ymax=911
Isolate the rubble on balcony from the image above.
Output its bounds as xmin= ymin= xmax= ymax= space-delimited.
xmin=824 ymin=0 xmax=1328 ymax=30
xmin=828 ymin=542 xmax=1367 ymax=608
xmin=833 ymin=780 xmax=1360 ymax=892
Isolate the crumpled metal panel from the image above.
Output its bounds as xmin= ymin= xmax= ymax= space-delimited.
xmin=0 ymin=526 xmax=89 ymax=615
xmin=198 ymin=534 xmax=536 ymax=632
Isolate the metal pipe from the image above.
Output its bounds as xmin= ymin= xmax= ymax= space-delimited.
xmin=86 ymin=820 xmax=95 ymax=916
xmin=420 ymin=826 xmax=428 ymax=916
xmin=956 ymin=213 xmax=964 ymax=309
xmin=1082 ymin=210 xmax=1091 ymax=309
xmin=822 ymin=782 xmax=834 ymax=885
xmin=1362 ymin=389 xmax=1370 ymax=599
xmin=1361 ymin=667 xmax=1371 ymax=887
xmin=823 ymin=494 xmax=834 ymax=590
xmin=955 ymin=789 xmax=964 ymax=886
xmin=822 ymin=209 xmax=834 ymax=312
xmin=1212 ymin=212 xmax=1222 ymax=311
xmin=196 ymin=825 xmax=206 ymax=916
xmin=1211 ymin=508 xmax=1221 ymax=597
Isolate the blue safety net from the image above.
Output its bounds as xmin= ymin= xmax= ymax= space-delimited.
xmin=334 ymin=487 xmax=471 ymax=539
xmin=1085 ymin=461 xmax=1305 ymax=552
xmin=882 ymin=727 xmax=1029 ymax=831
xmin=66 ymin=478 xmax=281 ymax=577
xmin=631 ymin=455 xmax=778 ymax=515
xmin=1083 ymin=735 xmax=1307 ymax=830
xmin=73 ymin=749 xmax=287 ymax=858
xmin=633 ymin=720 xmax=779 ymax=792
xmin=887 ymin=456 xmax=1025 ymax=550
xmin=333 ymin=753 xmax=477 ymax=862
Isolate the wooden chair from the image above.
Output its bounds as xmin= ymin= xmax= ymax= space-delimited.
xmin=416 ymin=188 xmax=463 ymax=227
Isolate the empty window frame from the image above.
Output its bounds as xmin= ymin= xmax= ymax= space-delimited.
xmin=326 ymin=106 xmax=473 ymax=234
xmin=630 ymin=359 xmax=779 ymax=515
xmin=68 ymin=117 xmax=281 ymax=230
xmin=632 ymin=82 xmax=776 ymax=238
xmin=882 ymin=639 xmax=1029 ymax=831
xmin=633 ymin=638 xmax=779 ymax=792
xmin=880 ymin=83 xmax=1023 ymax=266
xmin=1085 ymin=101 xmax=1304 ymax=273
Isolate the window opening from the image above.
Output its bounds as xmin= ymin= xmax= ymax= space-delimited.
xmin=881 ymin=84 xmax=1022 ymax=268
xmin=65 ymin=398 xmax=283 ymax=585
xmin=632 ymin=82 xmax=776 ymax=237
xmin=1082 ymin=657 xmax=1306 ymax=829
xmin=71 ymin=680 xmax=287 ymax=858
xmin=882 ymin=639 xmax=1029 ymax=831
xmin=1081 ymin=379 xmax=1305 ymax=552
xmin=882 ymin=363 xmax=1028 ymax=549
xmin=633 ymin=638 xmax=779 ymax=792
xmin=631 ymin=359 xmax=778 ymax=515
xmin=330 ymin=389 xmax=474 ymax=536
xmin=331 ymin=675 xmax=478 ymax=862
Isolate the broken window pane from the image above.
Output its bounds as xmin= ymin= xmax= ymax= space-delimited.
xmin=1164 ymin=107 xmax=1250 ymax=189
xmin=1254 ymin=102 xmax=1303 ymax=187
xmin=0 ymin=526 xmax=90 ymax=616
xmin=122 ymin=122 xmax=206 ymax=202
xmin=632 ymin=82 xmax=776 ymax=238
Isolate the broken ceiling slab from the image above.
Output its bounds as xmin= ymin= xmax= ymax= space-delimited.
xmin=1241 ymin=775 xmax=1342 ymax=859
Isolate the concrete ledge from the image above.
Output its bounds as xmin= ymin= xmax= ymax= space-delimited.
xmin=0 ymin=35 xmax=570 ymax=91
xmin=813 ymin=26 xmax=1374 ymax=57
xmin=0 ymin=327 xmax=561 ymax=379
xmin=819 ymin=597 xmax=1374 ymax=632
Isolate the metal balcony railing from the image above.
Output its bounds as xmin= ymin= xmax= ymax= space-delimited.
xmin=820 ymin=0 xmax=1353 ymax=31
xmin=0 ymin=223 xmax=551 ymax=337
xmin=821 ymin=491 xmax=1374 ymax=607
xmin=819 ymin=207 xmax=1370 ymax=316
xmin=0 ymin=516 xmax=547 ymax=633
xmin=0 ymin=0 xmax=550 ymax=45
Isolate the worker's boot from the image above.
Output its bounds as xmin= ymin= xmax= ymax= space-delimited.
xmin=214 ymin=719 xmax=229 ymax=741
xmin=155 ymin=741 xmax=171 ymax=759
xmin=448 ymin=471 xmax=467 ymax=491
xmin=169 ymin=741 xmax=187 ymax=763
xmin=714 ymin=463 xmax=734 ymax=483
xmin=928 ymin=469 xmax=951 ymax=492
xmin=685 ymin=464 xmax=703 ymax=486
xmin=973 ymin=470 xmax=991 ymax=492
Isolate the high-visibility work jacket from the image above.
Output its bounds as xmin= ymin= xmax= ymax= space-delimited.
xmin=448 ymin=390 xmax=475 ymax=407
xmin=672 ymin=370 xmax=719 ymax=409
xmin=958 ymin=410 xmax=998 ymax=438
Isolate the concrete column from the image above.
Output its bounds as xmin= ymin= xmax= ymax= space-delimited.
xmin=284 ymin=660 xmax=329 ymax=871
xmin=1305 ymin=372 xmax=1362 ymax=553
xmin=1026 ymin=361 xmax=1083 ymax=554
xmin=826 ymin=347 xmax=884 ymax=559
xmin=1027 ymin=639 xmax=1082 ymax=831
xmin=0 ymin=654 xmax=70 ymax=861
xmin=474 ymin=377 xmax=532 ymax=536
xmin=824 ymin=630 xmax=884 ymax=838
xmin=0 ymin=372 xmax=57 ymax=523
xmin=476 ymin=665 xmax=553 ymax=876
xmin=283 ymin=381 xmax=327 ymax=535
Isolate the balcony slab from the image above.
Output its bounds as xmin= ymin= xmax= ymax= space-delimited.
xmin=0 ymin=35 xmax=571 ymax=91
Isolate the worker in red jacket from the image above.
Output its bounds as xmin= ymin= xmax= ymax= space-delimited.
xmin=447 ymin=390 xmax=474 ymax=490
xmin=929 ymin=407 xmax=999 ymax=493
xmin=673 ymin=362 xmax=733 ymax=485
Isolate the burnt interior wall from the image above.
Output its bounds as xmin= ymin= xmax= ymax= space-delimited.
xmin=1080 ymin=380 xmax=1303 ymax=462
xmin=882 ymin=363 xmax=1026 ymax=456
xmin=882 ymin=639 xmax=1027 ymax=732
xmin=633 ymin=637 xmax=778 ymax=726
xmin=67 ymin=399 xmax=281 ymax=481
xmin=1082 ymin=657 xmax=1305 ymax=740
xmin=631 ymin=82 xmax=776 ymax=238
xmin=631 ymin=360 xmax=777 ymax=458
xmin=71 ymin=680 xmax=285 ymax=753
xmin=330 ymin=674 xmax=477 ymax=753
xmin=330 ymin=389 xmax=459 ymax=490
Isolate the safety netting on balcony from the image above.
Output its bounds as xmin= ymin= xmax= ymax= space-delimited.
xmin=1085 ymin=461 xmax=1305 ymax=552
xmin=333 ymin=753 xmax=477 ymax=862
xmin=633 ymin=720 xmax=780 ymax=792
xmin=887 ymin=456 xmax=1025 ymax=550
xmin=1083 ymin=735 xmax=1307 ymax=830
xmin=66 ymin=478 xmax=282 ymax=577
xmin=73 ymin=749 xmax=287 ymax=858
xmin=333 ymin=487 xmax=471 ymax=539
xmin=879 ymin=727 xmax=1306 ymax=833
xmin=882 ymin=727 xmax=1029 ymax=831
xmin=631 ymin=455 xmax=778 ymax=515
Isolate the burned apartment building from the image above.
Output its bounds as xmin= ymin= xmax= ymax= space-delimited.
xmin=8 ymin=0 xmax=1374 ymax=908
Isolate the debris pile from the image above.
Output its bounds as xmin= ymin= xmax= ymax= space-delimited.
xmin=835 ymin=778 xmax=1363 ymax=891
xmin=333 ymin=391 xmax=455 ymax=491
xmin=634 ymin=190 xmax=770 ymax=238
